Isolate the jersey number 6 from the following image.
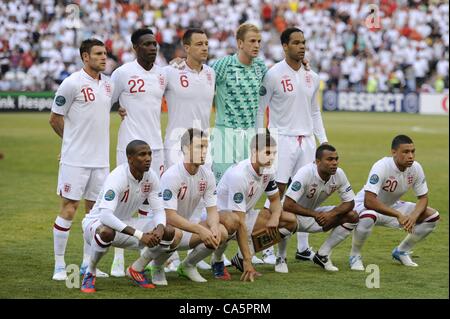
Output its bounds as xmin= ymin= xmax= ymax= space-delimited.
xmin=180 ymin=75 xmax=189 ymax=88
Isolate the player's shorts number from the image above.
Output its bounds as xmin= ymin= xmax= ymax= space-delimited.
xmin=180 ymin=75 xmax=189 ymax=88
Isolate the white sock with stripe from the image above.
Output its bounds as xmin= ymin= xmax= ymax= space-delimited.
xmin=53 ymin=216 xmax=72 ymax=268
xmin=277 ymin=228 xmax=293 ymax=259
xmin=319 ymin=223 xmax=356 ymax=256
xmin=132 ymin=239 xmax=174 ymax=271
xmin=351 ymin=217 xmax=375 ymax=256
xmin=87 ymin=233 xmax=111 ymax=275
xmin=183 ymin=243 xmax=214 ymax=267
xmin=296 ymin=232 xmax=310 ymax=252
xmin=398 ymin=213 xmax=439 ymax=252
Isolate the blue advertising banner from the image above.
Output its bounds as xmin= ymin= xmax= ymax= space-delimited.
xmin=322 ymin=91 xmax=420 ymax=113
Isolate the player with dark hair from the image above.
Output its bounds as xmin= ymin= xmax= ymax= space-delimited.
xmin=212 ymin=132 xmax=284 ymax=281
xmin=257 ymin=27 xmax=329 ymax=265
xmin=350 ymin=135 xmax=440 ymax=270
xmin=80 ymin=140 xmax=175 ymax=293
xmin=110 ymin=28 xmax=168 ymax=277
xmin=282 ymin=144 xmax=358 ymax=272
xmin=149 ymin=128 xmax=229 ymax=284
xmin=49 ymin=38 xmax=112 ymax=280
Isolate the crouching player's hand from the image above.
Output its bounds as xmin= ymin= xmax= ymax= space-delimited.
xmin=141 ymin=231 xmax=161 ymax=247
xmin=241 ymin=260 xmax=257 ymax=282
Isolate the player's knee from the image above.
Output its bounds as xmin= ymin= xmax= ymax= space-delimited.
xmin=170 ymin=229 xmax=183 ymax=248
xmin=423 ymin=208 xmax=440 ymax=223
xmin=163 ymin=224 xmax=175 ymax=240
xmin=358 ymin=214 xmax=376 ymax=231
xmin=347 ymin=211 xmax=360 ymax=224
xmin=219 ymin=224 xmax=228 ymax=243
xmin=60 ymin=200 xmax=78 ymax=220
xmin=97 ymin=226 xmax=115 ymax=242
xmin=281 ymin=211 xmax=297 ymax=232
xmin=221 ymin=213 xmax=240 ymax=235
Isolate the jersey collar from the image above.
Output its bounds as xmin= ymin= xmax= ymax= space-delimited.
xmin=134 ymin=59 xmax=155 ymax=72
xmin=233 ymin=53 xmax=255 ymax=68
xmin=184 ymin=61 xmax=204 ymax=74
xmin=389 ymin=157 xmax=408 ymax=174
xmin=125 ymin=163 xmax=145 ymax=183
xmin=81 ymin=68 xmax=102 ymax=82
xmin=245 ymin=159 xmax=261 ymax=179
xmin=283 ymin=59 xmax=303 ymax=73
xmin=313 ymin=163 xmax=332 ymax=184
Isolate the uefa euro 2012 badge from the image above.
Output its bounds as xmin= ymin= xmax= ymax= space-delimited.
xmin=55 ymin=95 xmax=66 ymax=106
xmin=369 ymin=174 xmax=379 ymax=184
xmin=104 ymin=189 xmax=115 ymax=201
xmin=163 ymin=189 xmax=172 ymax=201
xmin=291 ymin=181 xmax=301 ymax=191
xmin=233 ymin=192 xmax=244 ymax=204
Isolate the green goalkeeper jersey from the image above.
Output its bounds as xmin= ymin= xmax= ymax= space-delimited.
xmin=212 ymin=54 xmax=267 ymax=129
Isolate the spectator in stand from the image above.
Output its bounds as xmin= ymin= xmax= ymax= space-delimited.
xmin=0 ymin=0 xmax=448 ymax=93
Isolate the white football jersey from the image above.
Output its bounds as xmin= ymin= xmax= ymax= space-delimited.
xmin=51 ymin=69 xmax=113 ymax=167
xmin=217 ymin=159 xmax=278 ymax=213
xmin=355 ymin=157 xmax=428 ymax=207
xmin=285 ymin=162 xmax=355 ymax=210
xmin=164 ymin=64 xmax=215 ymax=150
xmin=88 ymin=163 xmax=165 ymax=225
xmin=257 ymin=60 xmax=327 ymax=143
xmin=161 ymin=162 xmax=217 ymax=220
xmin=111 ymin=60 xmax=167 ymax=151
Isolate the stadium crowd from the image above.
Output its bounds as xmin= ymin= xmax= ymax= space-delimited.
xmin=0 ymin=0 xmax=448 ymax=93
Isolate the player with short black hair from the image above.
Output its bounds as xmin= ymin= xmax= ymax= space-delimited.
xmin=80 ymin=140 xmax=175 ymax=293
xmin=257 ymin=26 xmax=328 ymax=264
xmin=350 ymin=135 xmax=440 ymax=270
xmin=49 ymin=38 xmax=112 ymax=281
xmin=283 ymin=145 xmax=358 ymax=272
xmin=212 ymin=132 xmax=290 ymax=281
xmin=150 ymin=129 xmax=229 ymax=284
xmin=110 ymin=28 xmax=168 ymax=277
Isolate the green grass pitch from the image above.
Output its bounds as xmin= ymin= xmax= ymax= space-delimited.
xmin=0 ymin=112 xmax=448 ymax=298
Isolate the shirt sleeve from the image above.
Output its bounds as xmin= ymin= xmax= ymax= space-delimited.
xmin=204 ymin=171 xmax=218 ymax=208
xmin=97 ymin=176 xmax=122 ymax=212
xmin=147 ymin=173 xmax=166 ymax=226
xmin=285 ymin=169 xmax=308 ymax=202
xmin=256 ymin=73 xmax=273 ymax=129
xmin=51 ymin=77 xmax=76 ymax=115
xmin=363 ymin=161 xmax=386 ymax=196
xmin=99 ymin=208 xmax=128 ymax=232
xmin=337 ymin=169 xmax=355 ymax=202
xmin=265 ymin=175 xmax=279 ymax=197
xmin=212 ymin=57 xmax=227 ymax=85
xmin=160 ymin=171 xmax=179 ymax=211
xmin=310 ymin=74 xmax=328 ymax=144
xmin=110 ymin=68 xmax=122 ymax=106
xmin=227 ymin=172 xmax=247 ymax=212
xmin=412 ymin=163 xmax=428 ymax=197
